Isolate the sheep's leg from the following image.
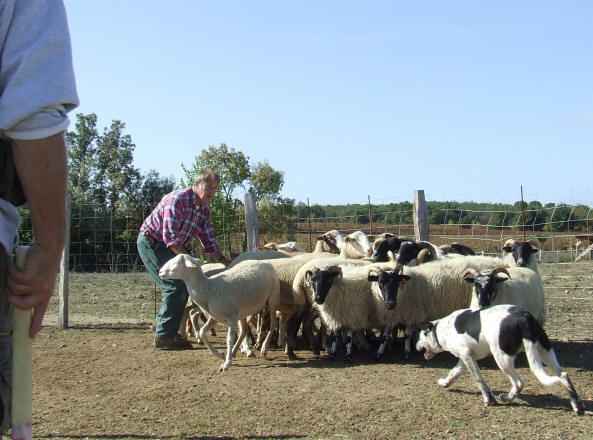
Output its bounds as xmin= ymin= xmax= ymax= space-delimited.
xmin=220 ymin=319 xmax=238 ymax=372
xmin=328 ymin=332 xmax=339 ymax=362
xmin=403 ymin=326 xmax=415 ymax=360
xmin=199 ymin=316 xmax=224 ymax=359
xmin=460 ymin=354 xmax=497 ymax=407
xmin=438 ymin=359 xmax=466 ymax=387
xmin=231 ymin=317 xmax=249 ymax=357
xmin=375 ymin=327 xmax=392 ymax=362
xmin=189 ymin=308 xmax=205 ymax=344
xmin=260 ymin=307 xmax=278 ymax=357
xmin=199 ymin=310 xmax=216 ymax=336
xmin=344 ymin=330 xmax=354 ymax=364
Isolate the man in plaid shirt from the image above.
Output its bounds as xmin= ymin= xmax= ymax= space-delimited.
xmin=137 ymin=169 xmax=230 ymax=350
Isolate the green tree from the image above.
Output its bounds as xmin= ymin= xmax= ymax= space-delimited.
xmin=249 ymin=160 xmax=285 ymax=203
xmin=181 ymin=143 xmax=251 ymax=203
xmin=66 ymin=113 xmax=99 ymax=202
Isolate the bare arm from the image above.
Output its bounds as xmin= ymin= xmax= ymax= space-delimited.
xmin=6 ymin=132 xmax=67 ymax=338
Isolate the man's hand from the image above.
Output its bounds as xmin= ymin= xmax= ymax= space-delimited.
xmin=6 ymin=244 xmax=62 ymax=338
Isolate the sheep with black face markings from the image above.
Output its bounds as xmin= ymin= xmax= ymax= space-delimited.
xmin=502 ymin=238 xmax=540 ymax=274
xmin=464 ymin=265 xmax=547 ymax=326
xmin=367 ymin=255 xmax=508 ymax=359
xmin=159 ymin=254 xmax=280 ymax=372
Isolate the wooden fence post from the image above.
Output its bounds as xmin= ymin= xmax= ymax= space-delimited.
xmin=58 ymin=194 xmax=71 ymax=329
xmin=244 ymin=193 xmax=259 ymax=252
xmin=414 ymin=190 xmax=429 ymax=242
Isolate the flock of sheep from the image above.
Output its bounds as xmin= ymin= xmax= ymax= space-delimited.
xmin=158 ymin=231 xmax=547 ymax=373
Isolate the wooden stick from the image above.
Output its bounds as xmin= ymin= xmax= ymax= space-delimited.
xmin=12 ymin=246 xmax=32 ymax=440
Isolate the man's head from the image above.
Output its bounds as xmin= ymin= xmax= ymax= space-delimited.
xmin=193 ymin=169 xmax=220 ymax=204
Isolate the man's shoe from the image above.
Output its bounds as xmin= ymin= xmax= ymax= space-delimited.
xmin=153 ymin=335 xmax=193 ymax=350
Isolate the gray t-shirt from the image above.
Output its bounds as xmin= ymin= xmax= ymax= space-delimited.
xmin=0 ymin=0 xmax=79 ymax=139
xmin=0 ymin=0 xmax=79 ymax=253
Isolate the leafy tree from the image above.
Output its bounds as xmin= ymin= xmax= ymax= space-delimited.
xmin=66 ymin=113 xmax=98 ymax=202
xmin=181 ymin=143 xmax=251 ymax=203
xmin=249 ymin=160 xmax=285 ymax=203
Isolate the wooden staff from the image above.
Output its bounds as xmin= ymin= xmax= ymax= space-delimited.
xmin=12 ymin=246 xmax=32 ymax=440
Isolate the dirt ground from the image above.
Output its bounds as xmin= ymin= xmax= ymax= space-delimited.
xmin=22 ymin=262 xmax=593 ymax=439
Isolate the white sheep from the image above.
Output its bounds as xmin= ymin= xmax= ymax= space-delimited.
xmin=367 ymin=255 xmax=508 ymax=359
xmin=502 ymin=238 xmax=541 ymax=274
xmin=230 ymin=249 xmax=289 ymax=266
xmin=159 ymin=254 xmax=280 ymax=372
xmin=179 ymin=262 xmax=226 ymax=341
xmin=312 ymin=229 xmax=344 ymax=254
xmin=339 ymin=230 xmax=374 ymax=259
xmin=464 ymin=265 xmax=547 ymax=325
xmin=260 ymin=241 xmax=306 ymax=254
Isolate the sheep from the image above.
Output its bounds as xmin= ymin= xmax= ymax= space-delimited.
xmin=159 ymin=254 xmax=280 ymax=372
xmin=439 ymin=242 xmax=476 ymax=256
xmin=366 ymin=255 xmax=508 ymax=359
xmin=292 ymin=253 xmax=398 ymax=362
xmin=260 ymin=241 xmax=306 ymax=254
xmin=395 ymin=240 xmax=446 ymax=266
xmin=415 ymin=305 xmax=584 ymax=414
xmin=304 ymin=264 xmax=382 ymax=363
xmin=502 ymin=238 xmax=540 ymax=274
xmin=464 ymin=265 xmax=547 ymax=325
xmin=312 ymin=229 xmax=344 ymax=254
xmin=243 ymin=252 xmax=337 ymax=360
xmin=372 ymin=235 xmax=413 ymax=262
xmin=230 ymin=249 xmax=289 ymax=266
xmin=339 ymin=230 xmax=374 ymax=259
xmin=179 ymin=262 xmax=226 ymax=341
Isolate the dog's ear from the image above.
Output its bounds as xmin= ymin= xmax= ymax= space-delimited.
xmin=420 ymin=321 xmax=434 ymax=333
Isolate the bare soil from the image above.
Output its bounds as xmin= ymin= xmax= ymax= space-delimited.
xmin=25 ymin=262 xmax=593 ymax=439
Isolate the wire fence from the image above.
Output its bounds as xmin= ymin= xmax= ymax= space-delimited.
xmin=16 ymin=194 xmax=593 ymax=272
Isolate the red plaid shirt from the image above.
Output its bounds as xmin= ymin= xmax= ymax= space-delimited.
xmin=140 ymin=188 xmax=220 ymax=254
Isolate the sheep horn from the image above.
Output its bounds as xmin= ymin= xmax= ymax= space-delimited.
xmin=393 ymin=264 xmax=404 ymax=275
xmin=367 ymin=266 xmax=380 ymax=277
xmin=503 ymin=238 xmax=516 ymax=248
xmin=417 ymin=248 xmax=434 ymax=264
xmin=387 ymin=250 xmax=396 ymax=263
xmin=462 ymin=268 xmax=479 ymax=281
xmin=489 ymin=266 xmax=511 ymax=280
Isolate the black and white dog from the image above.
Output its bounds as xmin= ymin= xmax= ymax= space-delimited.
xmin=416 ymin=304 xmax=585 ymax=415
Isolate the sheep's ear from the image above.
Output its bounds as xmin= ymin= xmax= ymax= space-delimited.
xmin=496 ymin=276 xmax=509 ymax=283
xmin=420 ymin=321 xmax=434 ymax=333
xmin=462 ymin=275 xmax=475 ymax=284
xmin=304 ymin=270 xmax=313 ymax=286
xmin=502 ymin=245 xmax=512 ymax=253
xmin=401 ymin=275 xmax=411 ymax=284
xmin=368 ymin=274 xmax=379 ymax=282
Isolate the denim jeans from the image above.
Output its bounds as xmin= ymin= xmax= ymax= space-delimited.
xmin=136 ymin=233 xmax=189 ymax=338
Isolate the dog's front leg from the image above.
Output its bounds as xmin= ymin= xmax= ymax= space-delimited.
xmin=438 ymin=359 xmax=466 ymax=387
xmin=460 ymin=354 xmax=497 ymax=406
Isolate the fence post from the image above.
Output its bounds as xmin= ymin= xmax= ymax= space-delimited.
xmin=414 ymin=190 xmax=429 ymax=241
xmin=59 ymin=194 xmax=71 ymax=329
xmin=244 ymin=193 xmax=259 ymax=252
xmin=367 ymin=195 xmax=373 ymax=235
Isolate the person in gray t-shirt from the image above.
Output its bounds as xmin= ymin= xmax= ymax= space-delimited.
xmin=0 ymin=0 xmax=79 ymax=433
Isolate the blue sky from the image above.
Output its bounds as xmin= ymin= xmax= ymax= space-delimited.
xmin=63 ymin=1 xmax=593 ymax=206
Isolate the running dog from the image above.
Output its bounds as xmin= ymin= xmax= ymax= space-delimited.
xmin=416 ymin=304 xmax=585 ymax=415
